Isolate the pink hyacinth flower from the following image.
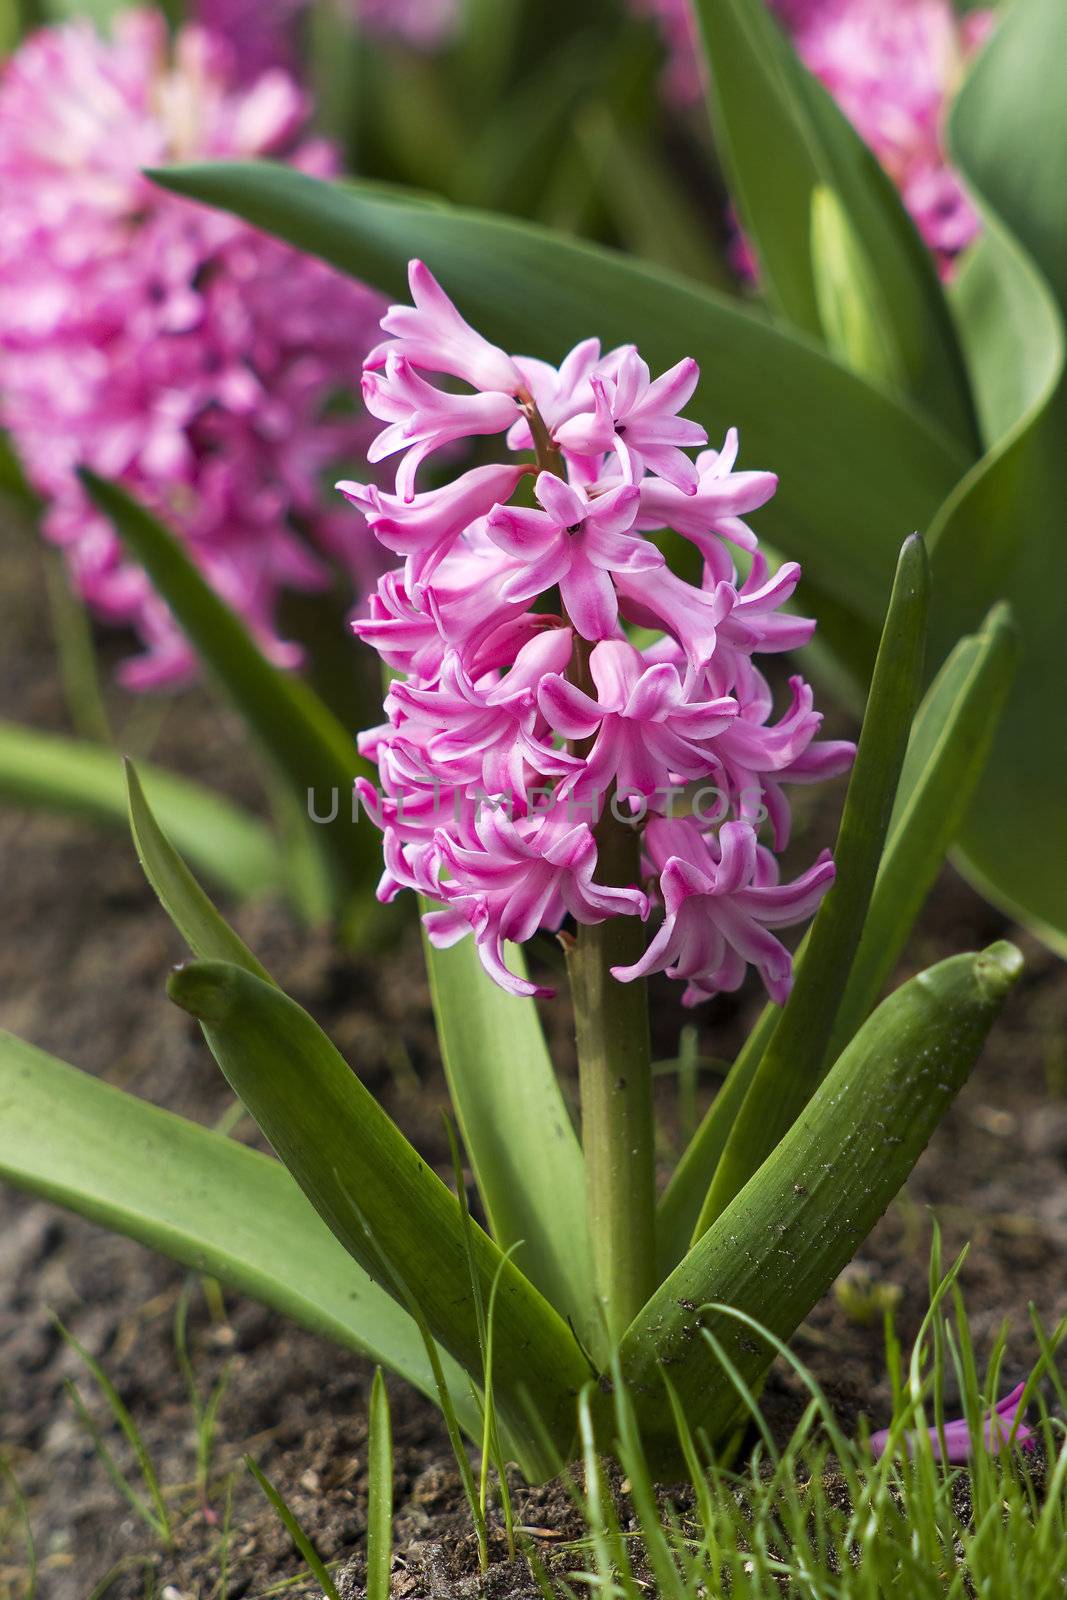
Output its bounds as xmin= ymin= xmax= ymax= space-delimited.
xmin=539 ymin=639 xmax=737 ymax=803
xmin=486 ymin=473 xmax=657 ymax=641
xmin=637 ymin=429 xmax=778 ymax=559
xmin=387 ymin=629 xmax=580 ymax=795
xmin=338 ymin=462 xmax=529 ymax=592
xmin=612 ymin=817 xmax=835 ymax=1005
xmin=425 ymin=807 xmax=648 ymax=998
xmin=368 ymin=259 xmax=524 ymax=395
xmin=346 ymin=266 xmax=853 ymax=1004
xmin=869 ymin=1384 xmax=1036 ymax=1464
xmin=554 ymin=350 xmax=707 ymax=492
xmin=363 ymin=354 xmax=520 ymax=500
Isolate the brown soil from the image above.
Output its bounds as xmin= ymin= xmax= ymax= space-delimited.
xmin=2 ymin=520 xmax=1066 ymax=1600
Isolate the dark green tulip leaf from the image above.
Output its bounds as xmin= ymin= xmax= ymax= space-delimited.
xmin=0 ymin=1029 xmax=479 ymax=1437
xmin=79 ymin=470 xmax=378 ymax=911
xmin=147 ymin=161 xmax=968 ymax=664
xmin=0 ymin=719 xmax=279 ymax=899
xmin=166 ymin=959 xmax=588 ymax=1471
xmin=621 ymin=941 xmax=1023 ymax=1470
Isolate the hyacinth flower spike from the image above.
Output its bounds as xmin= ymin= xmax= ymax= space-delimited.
xmin=342 ymin=259 xmax=854 ymax=1339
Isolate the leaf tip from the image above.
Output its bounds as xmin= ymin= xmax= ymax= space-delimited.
xmin=974 ymin=940 xmax=1024 ymax=1002
xmin=167 ymin=962 xmax=232 ymax=1024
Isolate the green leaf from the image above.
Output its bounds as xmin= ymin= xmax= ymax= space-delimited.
xmin=809 ymin=186 xmax=906 ymax=388
xmin=0 ymin=1029 xmax=479 ymax=1437
xmin=620 ymin=941 xmax=1023 ymax=1472
xmin=0 ymin=719 xmax=280 ymax=900
xmin=146 ymin=161 xmax=969 ymax=660
xmin=166 ymin=959 xmax=589 ymax=1470
xmin=421 ymin=923 xmax=592 ymax=1354
xmin=690 ymin=0 xmax=978 ymax=451
xmin=78 ymin=470 xmax=379 ymax=913
xmin=951 ymin=0 xmax=1067 ymax=313
xmin=125 ymin=759 xmax=271 ymax=982
xmin=826 ymin=601 xmax=1017 ymax=1060
xmin=658 ymin=599 xmax=1016 ymax=1269
xmin=926 ymin=0 xmax=1067 ymax=954
xmin=698 ymin=535 xmax=929 ymax=1233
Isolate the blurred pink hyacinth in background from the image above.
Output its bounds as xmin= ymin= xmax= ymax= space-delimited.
xmin=194 ymin=0 xmax=459 ymax=71
xmin=0 ymin=10 xmax=385 ymax=689
xmin=630 ymin=0 xmax=995 ymax=270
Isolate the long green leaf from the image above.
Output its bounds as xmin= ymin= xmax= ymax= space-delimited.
xmin=147 ymin=161 xmax=968 ymax=664
xmin=0 ymin=719 xmax=279 ymax=899
xmin=125 ymin=759 xmax=271 ymax=982
xmin=420 ymin=922 xmax=594 ymax=1355
xmin=826 ymin=601 xmax=1017 ymax=1060
xmin=0 ymin=1029 xmax=479 ymax=1437
xmin=166 ymin=959 xmax=588 ymax=1470
xmin=926 ymin=0 xmax=1067 ymax=954
xmin=79 ymin=470 xmax=378 ymax=911
xmin=691 ymin=0 xmax=978 ymax=450
xmin=697 ymin=535 xmax=929 ymax=1233
xmin=620 ymin=941 xmax=1023 ymax=1472
xmin=657 ymin=599 xmax=1016 ymax=1269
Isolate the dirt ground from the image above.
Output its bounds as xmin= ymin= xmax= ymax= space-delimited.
xmin=2 ymin=521 xmax=1066 ymax=1600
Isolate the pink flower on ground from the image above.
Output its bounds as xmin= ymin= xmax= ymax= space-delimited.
xmin=345 ymin=261 xmax=851 ymax=1001
xmin=869 ymin=1384 xmax=1036 ymax=1464
xmin=612 ymin=818 xmax=835 ymax=1006
xmin=0 ymin=10 xmax=385 ymax=688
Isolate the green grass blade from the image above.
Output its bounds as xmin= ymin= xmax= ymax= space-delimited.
xmin=0 ymin=1459 xmax=38 ymax=1600
xmin=697 ymin=534 xmax=929 ymax=1233
xmin=125 ymin=759 xmax=272 ymax=982
xmin=0 ymin=719 xmax=280 ymax=899
xmin=56 ymin=1320 xmax=173 ymax=1546
xmin=366 ymin=1370 xmax=393 ymax=1600
xmin=246 ymin=1456 xmax=341 ymax=1600
xmin=620 ymin=942 xmax=1023 ymax=1471
xmin=147 ymin=161 xmax=968 ymax=669
xmin=167 ymin=959 xmax=589 ymax=1467
xmin=78 ymin=470 xmax=378 ymax=911
xmin=0 ymin=1028 xmax=479 ymax=1437
xmin=422 ymin=923 xmax=593 ymax=1353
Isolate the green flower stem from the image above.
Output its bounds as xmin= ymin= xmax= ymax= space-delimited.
xmin=526 ymin=399 xmax=656 ymax=1350
xmin=566 ymin=817 xmax=656 ymax=1348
